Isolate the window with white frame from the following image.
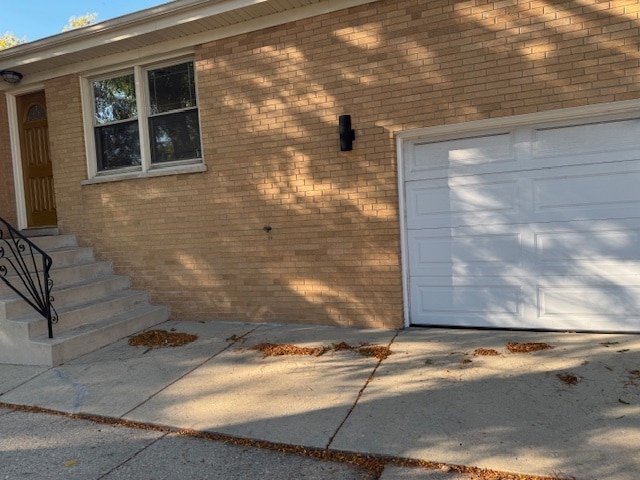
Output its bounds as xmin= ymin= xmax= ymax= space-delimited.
xmin=90 ymin=60 xmax=202 ymax=174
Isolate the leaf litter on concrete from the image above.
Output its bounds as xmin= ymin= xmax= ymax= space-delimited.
xmin=249 ymin=341 xmax=392 ymax=360
xmin=557 ymin=373 xmax=580 ymax=385
xmin=473 ymin=348 xmax=501 ymax=356
xmin=249 ymin=342 xmax=328 ymax=357
xmin=466 ymin=343 xmax=554 ymax=357
xmin=506 ymin=342 xmax=553 ymax=353
xmin=128 ymin=329 xmax=198 ymax=348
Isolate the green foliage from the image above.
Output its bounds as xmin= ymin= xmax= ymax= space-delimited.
xmin=93 ymin=74 xmax=138 ymax=124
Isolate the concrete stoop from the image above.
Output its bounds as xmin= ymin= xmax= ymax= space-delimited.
xmin=0 ymin=233 xmax=169 ymax=366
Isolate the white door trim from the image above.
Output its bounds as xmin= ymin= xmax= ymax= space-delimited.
xmin=6 ymin=93 xmax=27 ymax=230
xmin=5 ymin=85 xmax=46 ymax=230
xmin=396 ymin=135 xmax=411 ymax=328
xmin=396 ymin=98 xmax=640 ymax=328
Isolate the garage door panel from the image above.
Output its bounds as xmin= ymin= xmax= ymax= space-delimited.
xmin=532 ymin=170 xmax=640 ymax=220
xmin=409 ymin=281 xmax=530 ymax=329
xmin=410 ymin=282 xmax=524 ymax=316
xmin=408 ymin=132 xmax=517 ymax=179
xmin=408 ymin=230 xmax=522 ymax=277
xmin=535 ymin=227 xmax=640 ymax=277
xmin=535 ymin=229 xmax=640 ymax=261
xmin=406 ymin=179 xmax=520 ymax=229
xmin=532 ymin=118 xmax=640 ymax=159
xmin=538 ymin=286 xmax=640 ymax=317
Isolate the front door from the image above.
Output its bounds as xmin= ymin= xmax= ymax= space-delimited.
xmin=17 ymin=91 xmax=57 ymax=227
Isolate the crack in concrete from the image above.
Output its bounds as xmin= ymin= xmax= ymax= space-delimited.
xmin=96 ymin=432 xmax=169 ymax=480
xmin=119 ymin=324 xmax=262 ymax=419
xmin=324 ymin=331 xmax=400 ymax=450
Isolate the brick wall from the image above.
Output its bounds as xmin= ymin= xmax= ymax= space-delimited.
xmin=45 ymin=77 xmax=88 ymax=236
xmin=43 ymin=0 xmax=640 ymax=328
xmin=0 ymin=93 xmax=17 ymax=226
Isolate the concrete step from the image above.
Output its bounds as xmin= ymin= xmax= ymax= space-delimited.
xmin=6 ymin=304 xmax=169 ymax=366
xmin=1 ymin=245 xmax=95 ymax=268
xmin=0 ymin=260 xmax=112 ymax=298
xmin=25 ymin=233 xmax=77 ymax=250
xmin=0 ymin=233 xmax=171 ymax=367
xmin=0 ymin=233 xmax=77 ymax=257
xmin=10 ymin=289 xmax=151 ymax=339
xmin=20 ymin=227 xmax=60 ymax=238
xmin=0 ymin=275 xmax=131 ymax=320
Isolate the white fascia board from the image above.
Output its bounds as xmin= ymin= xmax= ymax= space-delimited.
xmin=0 ymin=0 xmax=264 ymax=68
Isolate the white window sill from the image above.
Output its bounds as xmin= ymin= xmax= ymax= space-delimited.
xmin=81 ymin=163 xmax=207 ymax=185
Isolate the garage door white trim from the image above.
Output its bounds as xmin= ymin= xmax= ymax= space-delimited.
xmin=397 ymin=99 xmax=640 ymax=332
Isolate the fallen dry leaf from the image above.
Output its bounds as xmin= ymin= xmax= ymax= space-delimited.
xmin=506 ymin=342 xmax=553 ymax=353
xmin=250 ymin=343 xmax=327 ymax=357
xmin=557 ymin=373 xmax=579 ymax=385
xmin=249 ymin=342 xmax=392 ymax=360
xmin=128 ymin=330 xmax=197 ymax=348
xmin=473 ymin=348 xmax=500 ymax=356
xmin=333 ymin=341 xmax=354 ymax=352
xmin=358 ymin=345 xmax=392 ymax=360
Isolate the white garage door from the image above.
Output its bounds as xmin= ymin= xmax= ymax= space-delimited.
xmin=403 ymin=116 xmax=640 ymax=332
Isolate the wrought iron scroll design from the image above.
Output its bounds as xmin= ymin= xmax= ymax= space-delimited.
xmin=0 ymin=217 xmax=58 ymax=338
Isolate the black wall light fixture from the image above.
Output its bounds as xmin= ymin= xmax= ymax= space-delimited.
xmin=0 ymin=70 xmax=23 ymax=85
xmin=338 ymin=114 xmax=355 ymax=151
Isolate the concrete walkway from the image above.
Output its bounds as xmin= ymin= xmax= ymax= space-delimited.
xmin=1 ymin=320 xmax=639 ymax=479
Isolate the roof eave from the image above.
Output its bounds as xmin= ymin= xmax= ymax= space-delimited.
xmin=0 ymin=0 xmax=378 ymax=91
xmin=0 ymin=0 xmax=261 ymax=69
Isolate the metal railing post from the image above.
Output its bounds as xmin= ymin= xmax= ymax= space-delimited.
xmin=0 ymin=217 xmax=58 ymax=338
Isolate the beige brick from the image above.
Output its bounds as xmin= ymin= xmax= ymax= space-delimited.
xmin=25 ymin=0 xmax=640 ymax=329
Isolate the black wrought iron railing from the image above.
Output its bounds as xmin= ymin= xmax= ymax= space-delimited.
xmin=0 ymin=217 xmax=57 ymax=338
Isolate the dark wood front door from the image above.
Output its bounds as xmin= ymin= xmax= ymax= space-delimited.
xmin=17 ymin=91 xmax=57 ymax=227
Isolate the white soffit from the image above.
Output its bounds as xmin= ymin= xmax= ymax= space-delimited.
xmin=0 ymin=0 xmax=379 ymax=86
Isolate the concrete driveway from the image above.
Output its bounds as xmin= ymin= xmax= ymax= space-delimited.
xmin=1 ymin=320 xmax=639 ymax=479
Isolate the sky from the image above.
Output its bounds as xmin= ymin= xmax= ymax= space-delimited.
xmin=1 ymin=0 xmax=171 ymax=43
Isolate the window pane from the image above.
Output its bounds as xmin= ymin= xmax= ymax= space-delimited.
xmin=150 ymin=110 xmax=201 ymax=164
xmin=95 ymin=120 xmax=141 ymax=171
xmin=148 ymin=62 xmax=197 ymax=115
xmin=93 ymin=74 xmax=137 ymax=125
